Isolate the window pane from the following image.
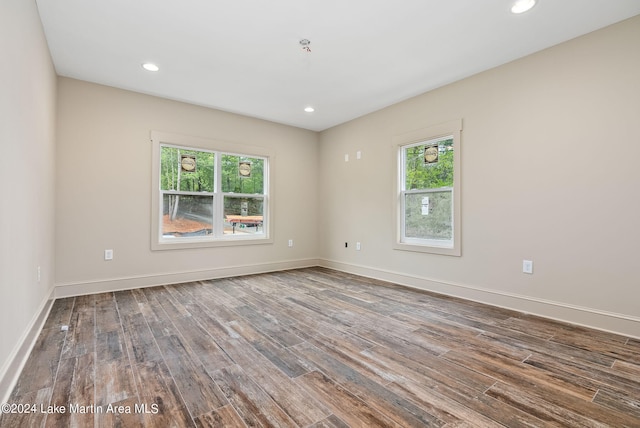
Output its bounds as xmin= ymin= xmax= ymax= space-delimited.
xmin=404 ymin=190 xmax=452 ymax=241
xmin=160 ymin=146 xmax=214 ymax=192
xmin=223 ymin=196 xmax=264 ymax=235
xmin=404 ymin=138 xmax=453 ymax=190
xmin=221 ymin=154 xmax=264 ymax=194
xmin=162 ymin=194 xmax=214 ymax=237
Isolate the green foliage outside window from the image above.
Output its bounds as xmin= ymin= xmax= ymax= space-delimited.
xmin=404 ymin=138 xmax=453 ymax=190
xmin=160 ymin=147 xmax=265 ymax=194
xmin=221 ymin=155 xmax=264 ymax=194
xmin=160 ymin=147 xmax=214 ymax=192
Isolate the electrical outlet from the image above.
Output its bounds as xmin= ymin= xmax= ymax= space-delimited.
xmin=356 ymin=151 xmax=362 ymax=160
xmin=344 ymin=154 xmax=349 ymax=162
xmin=356 ymin=242 xmax=361 ymax=251
xmin=288 ymin=239 xmax=293 ymax=247
xmin=105 ymin=249 xmax=114 ymax=261
xmin=522 ymin=260 xmax=533 ymax=274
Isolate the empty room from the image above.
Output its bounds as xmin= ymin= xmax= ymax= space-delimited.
xmin=2 ymin=0 xmax=640 ymax=426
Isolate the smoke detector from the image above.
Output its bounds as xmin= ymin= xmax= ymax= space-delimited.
xmin=299 ymin=39 xmax=311 ymax=52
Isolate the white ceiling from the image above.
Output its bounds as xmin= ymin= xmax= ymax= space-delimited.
xmin=36 ymin=0 xmax=640 ymax=132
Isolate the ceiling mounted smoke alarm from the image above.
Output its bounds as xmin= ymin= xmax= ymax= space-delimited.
xmin=300 ymin=39 xmax=311 ymax=52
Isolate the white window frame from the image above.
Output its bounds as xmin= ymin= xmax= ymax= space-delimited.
xmin=393 ymin=119 xmax=461 ymax=256
xmin=151 ymin=131 xmax=273 ymax=250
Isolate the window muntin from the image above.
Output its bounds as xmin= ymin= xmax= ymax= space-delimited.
xmin=394 ymin=120 xmax=461 ymax=256
xmin=152 ymin=132 xmax=270 ymax=249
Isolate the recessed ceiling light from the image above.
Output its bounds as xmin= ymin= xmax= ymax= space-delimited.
xmin=304 ymin=106 xmax=315 ymax=113
xmin=142 ymin=63 xmax=159 ymax=72
xmin=511 ymin=0 xmax=536 ymax=14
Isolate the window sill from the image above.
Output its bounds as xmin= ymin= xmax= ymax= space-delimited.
xmin=393 ymin=241 xmax=460 ymax=257
xmin=152 ymin=236 xmax=273 ymax=251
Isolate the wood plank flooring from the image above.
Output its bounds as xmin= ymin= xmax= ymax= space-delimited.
xmin=1 ymin=267 xmax=639 ymax=427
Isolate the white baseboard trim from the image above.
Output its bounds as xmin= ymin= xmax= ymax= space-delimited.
xmin=0 ymin=287 xmax=55 ymax=404
xmin=54 ymin=258 xmax=321 ymax=298
xmin=319 ymin=259 xmax=640 ymax=340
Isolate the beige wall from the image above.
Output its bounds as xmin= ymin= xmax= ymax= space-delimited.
xmin=318 ymin=15 xmax=640 ymax=336
xmin=0 ymin=0 xmax=57 ymax=397
xmin=55 ymin=78 xmax=319 ymax=295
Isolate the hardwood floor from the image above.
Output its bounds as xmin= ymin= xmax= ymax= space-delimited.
xmin=1 ymin=267 xmax=639 ymax=427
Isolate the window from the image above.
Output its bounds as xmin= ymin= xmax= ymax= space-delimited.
xmin=394 ymin=120 xmax=461 ymax=256
xmin=151 ymin=131 xmax=271 ymax=250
